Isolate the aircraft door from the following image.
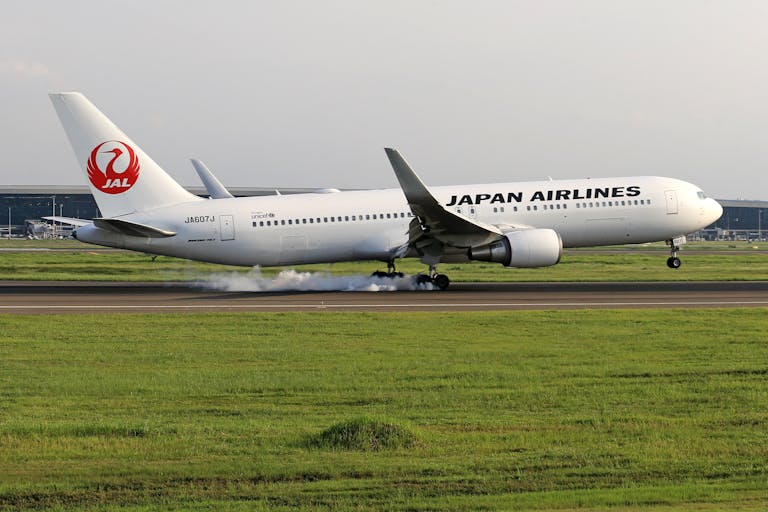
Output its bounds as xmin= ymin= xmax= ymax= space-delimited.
xmin=220 ymin=214 xmax=235 ymax=240
xmin=664 ymin=190 xmax=678 ymax=215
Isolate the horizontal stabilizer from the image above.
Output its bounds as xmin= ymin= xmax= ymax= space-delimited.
xmin=93 ymin=218 xmax=176 ymax=238
xmin=42 ymin=216 xmax=91 ymax=227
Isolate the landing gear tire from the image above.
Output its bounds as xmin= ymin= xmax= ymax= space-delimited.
xmin=666 ymin=238 xmax=682 ymax=269
xmin=372 ymin=260 xmax=405 ymax=279
xmin=432 ymin=274 xmax=450 ymax=290
xmin=371 ymin=270 xmax=405 ymax=279
xmin=415 ymin=274 xmax=433 ymax=286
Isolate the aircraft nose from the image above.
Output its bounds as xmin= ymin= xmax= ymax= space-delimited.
xmin=708 ymin=199 xmax=723 ymax=223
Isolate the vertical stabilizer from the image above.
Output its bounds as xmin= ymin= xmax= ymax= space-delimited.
xmin=49 ymin=92 xmax=202 ymax=217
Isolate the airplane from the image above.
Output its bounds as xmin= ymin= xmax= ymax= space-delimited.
xmin=47 ymin=92 xmax=723 ymax=290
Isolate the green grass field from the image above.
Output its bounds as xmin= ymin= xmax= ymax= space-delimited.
xmin=1 ymin=240 xmax=768 ymax=282
xmin=1 ymin=311 xmax=767 ymax=510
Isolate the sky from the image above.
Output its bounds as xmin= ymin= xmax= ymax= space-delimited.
xmin=2 ymin=1 xmax=768 ymax=199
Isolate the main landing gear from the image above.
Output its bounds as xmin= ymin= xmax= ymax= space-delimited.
xmin=371 ymin=261 xmax=451 ymax=290
xmin=371 ymin=260 xmax=405 ymax=279
xmin=666 ymin=239 xmax=682 ymax=269
xmin=414 ymin=264 xmax=450 ymax=290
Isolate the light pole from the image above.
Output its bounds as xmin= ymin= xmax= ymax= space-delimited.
xmin=7 ymin=206 xmax=10 ymax=240
xmin=58 ymin=204 xmax=64 ymax=238
xmin=759 ymin=209 xmax=762 ymax=242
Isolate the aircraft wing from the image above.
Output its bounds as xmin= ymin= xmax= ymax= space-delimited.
xmin=42 ymin=216 xmax=91 ymax=227
xmin=385 ymin=148 xmax=502 ymax=249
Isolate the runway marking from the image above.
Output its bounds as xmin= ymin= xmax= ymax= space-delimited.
xmin=2 ymin=300 xmax=768 ymax=311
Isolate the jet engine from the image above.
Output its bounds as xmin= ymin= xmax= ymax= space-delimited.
xmin=468 ymin=229 xmax=562 ymax=268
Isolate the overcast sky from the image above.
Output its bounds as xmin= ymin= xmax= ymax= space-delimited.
xmin=2 ymin=1 xmax=768 ymax=199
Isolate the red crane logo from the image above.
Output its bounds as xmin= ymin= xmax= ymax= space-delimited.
xmin=87 ymin=140 xmax=140 ymax=194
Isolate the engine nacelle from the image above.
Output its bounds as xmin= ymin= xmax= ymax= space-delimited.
xmin=468 ymin=229 xmax=563 ymax=268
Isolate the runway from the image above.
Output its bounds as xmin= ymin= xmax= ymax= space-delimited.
xmin=1 ymin=281 xmax=768 ymax=313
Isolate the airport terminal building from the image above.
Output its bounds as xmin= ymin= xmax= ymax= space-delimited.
xmin=0 ymin=186 xmax=764 ymax=241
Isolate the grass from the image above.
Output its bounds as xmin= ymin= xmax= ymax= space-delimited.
xmin=0 ymin=310 xmax=767 ymax=510
xmin=0 ymin=240 xmax=768 ymax=281
xmin=305 ymin=417 xmax=419 ymax=451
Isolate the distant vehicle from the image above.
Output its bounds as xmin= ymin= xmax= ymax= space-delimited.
xmin=48 ymin=93 xmax=722 ymax=289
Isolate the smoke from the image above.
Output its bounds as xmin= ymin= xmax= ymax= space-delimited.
xmin=197 ymin=267 xmax=434 ymax=292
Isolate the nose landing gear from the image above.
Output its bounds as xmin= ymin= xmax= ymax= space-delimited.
xmin=666 ymin=239 xmax=682 ymax=269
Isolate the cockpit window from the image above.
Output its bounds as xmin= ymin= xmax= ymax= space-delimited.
xmin=697 ymin=191 xmax=706 ymax=199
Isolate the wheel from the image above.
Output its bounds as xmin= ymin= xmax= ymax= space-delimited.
xmin=666 ymin=257 xmax=681 ymax=269
xmin=371 ymin=270 xmax=389 ymax=278
xmin=432 ymin=274 xmax=450 ymax=290
xmin=415 ymin=274 xmax=432 ymax=286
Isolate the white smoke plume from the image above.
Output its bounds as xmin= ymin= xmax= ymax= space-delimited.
xmin=197 ymin=267 xmax=434 ymax=292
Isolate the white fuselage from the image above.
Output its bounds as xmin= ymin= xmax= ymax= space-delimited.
xmin=75 ymin=175 xmax=723 ymax=267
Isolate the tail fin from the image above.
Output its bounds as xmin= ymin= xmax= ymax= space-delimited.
xmin=49 ymin=92 xmax=202 ymax=217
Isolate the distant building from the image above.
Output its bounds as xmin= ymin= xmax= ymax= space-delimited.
xmin=703 ymin=199 xmax=768 ymax=241
xmin=0 ymin=186 xmax=317 ymax=237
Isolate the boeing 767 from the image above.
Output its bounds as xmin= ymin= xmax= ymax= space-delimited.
xmin=48 ymin=93 xmax=723 ymax=289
